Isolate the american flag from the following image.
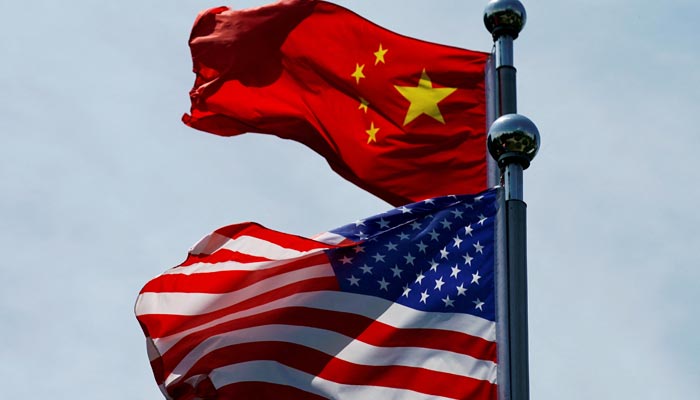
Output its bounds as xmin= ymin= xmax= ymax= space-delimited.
xmin=135 ymin=188 xmax=500 ymax=399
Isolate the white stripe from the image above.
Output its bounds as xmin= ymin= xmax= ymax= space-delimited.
xmin=135 ymin=264 xmax=334 ymax=316
xmin=166 ymin=324 xmax=496 ymax=386
xmin=208 ymin=360 xmax=459 ymax=400
xmin=222 ymin=234 xmax=327 ymax=259
xmin=150 ymin=291 xmax=495 ymax=354
xmin=312 ymin=231 xmax=347 ymax=245
xmin=146 ymin=337 xmax=161 ymax=362
xmin=190 ymin=232 xmax=328 ymax=259
xmin=164 ymin=252 xmax=324 ymax=276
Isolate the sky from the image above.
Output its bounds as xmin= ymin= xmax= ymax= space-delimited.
xmin=2 ymin=0 xmax=699 ymax=398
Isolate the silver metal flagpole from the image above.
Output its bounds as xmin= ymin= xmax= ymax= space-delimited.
xmin=483 ymin=1 xmax=540 ymax=400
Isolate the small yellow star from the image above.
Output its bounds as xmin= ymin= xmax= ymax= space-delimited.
xmin=358 ymin=97 xmax=369 ymax=113
xmin=351 ymin=63 xmax=366 ymax=84
xmin=366 ymin=122 xmax=379 ymax=144
xmin=394 ymin=69 xmax=457 ymax=125
xmin=374 ymin=44 xmax=388 ymax=65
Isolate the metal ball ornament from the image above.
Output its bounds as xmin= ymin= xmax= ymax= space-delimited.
xmin=487 ymin=113 xmax=540 ymax=168
xmin=483 ymin=0 xmax=527 ymax=39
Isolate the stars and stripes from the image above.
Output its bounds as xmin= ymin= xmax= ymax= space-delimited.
xmin=135 ymin=188 xmax=500 ymax=399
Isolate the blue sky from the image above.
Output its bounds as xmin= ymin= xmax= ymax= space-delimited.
xmin=1 ymin=0 xmax=698 ymax=398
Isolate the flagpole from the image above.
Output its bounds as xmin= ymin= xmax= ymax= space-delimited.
xmin=483 ymin=1 xmax=540 ymax=400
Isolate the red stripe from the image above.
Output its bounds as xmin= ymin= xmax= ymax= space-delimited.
xmin=164 ymin=377 xmax=328 ymax=400
xmin=171 ymin=341 xmax=496 ymax=399
xmin=211 ymin=222 xmax=336 ymax=253
xmin=178 ymin=222 xmax=336 ymax=266
xmin=141 ymin=252 xmax=331 ymax=294
xmin=158 ymin=306 xmax=496 ymax=378
xmin=214 ymin=382 xmax=328 ymax=400
xmin=137 ymin=277 xmax=339 ymax=338
xmin=149 ymin=357 xmax=165 ymax=386
xmin=181 ymin=249 xmax=274 ymax=266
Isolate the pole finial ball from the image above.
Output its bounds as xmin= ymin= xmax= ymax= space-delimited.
xmin=483 ymin=0 xmax=527 ymax=40
xmin=488 ymin=114 xmax=540 ymax=169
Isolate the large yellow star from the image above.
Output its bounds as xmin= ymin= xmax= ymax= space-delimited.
xmin=351 ymin=63 xmax=366 ymax=84
xmin=394 ymin=69 xmax=457 ymax=125
xmin=366 ymin=122 xmax=379 ymax=144
xmin=374 ymin=44 xmax=388 ymax=65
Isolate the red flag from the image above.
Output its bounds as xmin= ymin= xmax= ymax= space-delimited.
xmin=135 ymin=189 xmax=500 ymax=399
xmin=183 ymin=0 xmax=489 ymax=206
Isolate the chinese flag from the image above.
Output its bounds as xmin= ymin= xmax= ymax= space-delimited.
xmin=183 ymin=0 xmax=489 ymax=206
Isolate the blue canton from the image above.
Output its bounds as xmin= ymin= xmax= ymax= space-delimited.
xmin=327 ymin=188 xmax=499 ymax=321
